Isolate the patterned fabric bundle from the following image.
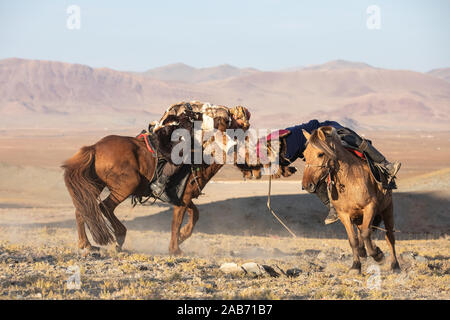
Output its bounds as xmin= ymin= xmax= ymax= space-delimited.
xmin=229 ymin=105 xmax=251 ymax=130
xmin=152 ymin=101 xmax=251 ymax=133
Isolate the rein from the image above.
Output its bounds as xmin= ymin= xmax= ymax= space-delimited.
xmin=267 ymin=174 xmax=297 ymax=238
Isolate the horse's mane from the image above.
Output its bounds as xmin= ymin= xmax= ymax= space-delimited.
xmin=307 ymin=128 xmax=338 ymax=160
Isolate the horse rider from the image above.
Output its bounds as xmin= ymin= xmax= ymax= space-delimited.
xmin=280 ymin=119 xmax=401 ymax=225
xmin=149 ymin=101 xmax=251 ymax=202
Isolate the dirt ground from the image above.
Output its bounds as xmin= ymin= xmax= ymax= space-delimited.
xmin=0 ymin=129 xmax=449 ymax=300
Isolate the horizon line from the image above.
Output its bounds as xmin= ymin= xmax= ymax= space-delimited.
xmin=2 ymin=56 xmax=448 ymax=74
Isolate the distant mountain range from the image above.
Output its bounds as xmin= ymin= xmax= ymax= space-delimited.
xmin=427 ymin=68 xmax=450 ymax=83
xmin=142 ymin=63 xmax=259 ymax=83
xmin=0 ymin=58 xmax=449 ymax=130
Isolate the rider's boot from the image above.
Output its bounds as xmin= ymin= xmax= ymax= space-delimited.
xmin=315 ymin=182 xmax=339 ymax=225
xmin=150 ymin=174 xmax=171 ymax=203
xmin=359 ymin=139 xmax=401 ymax=177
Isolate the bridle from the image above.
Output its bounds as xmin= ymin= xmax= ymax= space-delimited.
xmin=304 ymin=158 xmax=336 ymax=191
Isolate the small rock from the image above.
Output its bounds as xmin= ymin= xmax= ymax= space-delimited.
xmin=219 ymin=263 xmax=243 ymax=274
xmin=241 ymin=262 xmax=266 ymax=276
xmin=414 ymin=255 xmax=428 ymax=263
xmin=138 ymin=265 xmax=148 ymax=271
xmin=261 ymin=265 xmax=280 ymax=278
xmin=286 ymin=268 xmax=302 ymax=278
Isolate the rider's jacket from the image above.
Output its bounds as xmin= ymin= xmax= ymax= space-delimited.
xmin=284 ymin=120 xmax=344 ymax=161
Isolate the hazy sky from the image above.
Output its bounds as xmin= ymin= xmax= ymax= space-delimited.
xmin=1 ymin=0 xmax=449 ymax=72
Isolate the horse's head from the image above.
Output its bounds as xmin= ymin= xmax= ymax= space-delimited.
xmin=302 ymin=126 xmax=340 ymax=193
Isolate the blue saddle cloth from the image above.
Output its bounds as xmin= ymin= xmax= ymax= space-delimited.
xmin=284 ymin=120 xmax=343 ymax=161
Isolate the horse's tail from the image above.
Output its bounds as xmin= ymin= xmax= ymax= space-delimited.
xmin=62 ymin=145 xmax=115 ymax=245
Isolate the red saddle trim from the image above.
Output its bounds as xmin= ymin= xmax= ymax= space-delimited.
xmin=137 ymin=133 xmax=155 ymax=154
xmin=256 ymin=129 xmax=291 ymax=160
xmin=346 ymin=147 xmax=365 ymax=160
xmin=266 ymin=129 xmax=291 ymax=142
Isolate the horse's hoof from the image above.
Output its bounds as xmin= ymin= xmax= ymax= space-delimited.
xmin=358 ymin=248 xmax=367 ymax=258
xmin=169 ymin=248 xmax=183 ymax=256
xmin=80 ymin=245 xmax=100 ymax=256
xmin=372 ymin=247 xmax=385 ymax=263
xmin=391 ymin=267 xmax=401 ymax=274
xmin=79 ymin=244 xmax=99 ymax=251
xmin=348 ymin=262 xmax=361 ymax=275
xmin=390 ymin=262 xmax=401 ymax=273
xmin=81 ymin=250 xmax=101 ymax=259
xmin=116 ymin=234 xmax=126 ymax=247
xmin=348 ymin=268 xmax=361 ymax=275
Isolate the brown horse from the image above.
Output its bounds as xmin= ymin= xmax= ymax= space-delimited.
xmin=62 ymin=134 xmax=246 ymax=255
xmin=301 ymin=126 xmax=400 ymax=273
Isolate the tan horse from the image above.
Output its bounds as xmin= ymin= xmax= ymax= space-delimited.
xmin=301 ymin=126 xmax=400 ymax=274
xmin=62 ymin=134 xmax=248 ymax=255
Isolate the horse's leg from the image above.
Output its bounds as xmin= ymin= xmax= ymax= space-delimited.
xmin=75 ymin=209 xmax=99 ymax=251
xmin=169 ymin=205 xmax=188 ymax=255
xmin=340 ymin=214 xmax=361 ymax=274
xmin=356 ymin=226 xmax=367 ymax=258
xmin=99 ymin=194 xmax=127 ymax=251
xmin=97 ymin=164 xmax=141 ymax=251
xmin=361 ymin=205 xmax=384 ymax=263
xmin=179 ymin=201 xmax=199 ymax=244
xmin=382 ymin=202 xmax=400 ymax=272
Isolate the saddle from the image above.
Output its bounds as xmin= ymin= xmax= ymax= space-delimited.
xmin=153 ymin=159 xmax=193 ymax=206
xmin=135 ymin=130 xmax=194 ymax=206
xmin=344 ymin=146 xmax=397 ymax=190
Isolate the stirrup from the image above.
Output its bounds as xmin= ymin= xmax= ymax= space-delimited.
xmin=388 ymin=161 xmax=401 ymax=177
xmin=324 ymin=207 xmax=339 ymax=225
xmin=150 ymin=182 xmax=171 ymax=202
xmin=152 ymin=189 xmax=171 ymax=203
